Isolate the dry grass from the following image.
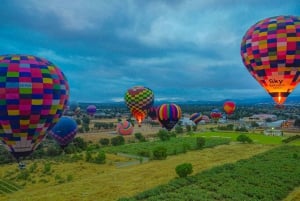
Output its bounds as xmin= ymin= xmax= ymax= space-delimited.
xmin=0 ymin=143 xmax=275 ymax=201
xmin=283 ymin=187 xmax=300 ymax=201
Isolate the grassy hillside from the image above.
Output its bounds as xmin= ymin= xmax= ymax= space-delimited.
xmin=0 ymin=143 xmax=274 ymax=201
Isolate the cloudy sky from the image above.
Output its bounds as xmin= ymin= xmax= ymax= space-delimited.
xmin=0 ymin=0 xmax=299 ymax=103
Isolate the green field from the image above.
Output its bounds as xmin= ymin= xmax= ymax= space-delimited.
xmin=0 ymin=132 xmax=299 ymax=201
xmin=193 ymin=131 xmax=285 ymax=144
xmin=120 ymin=145 xmax=300 ymax=201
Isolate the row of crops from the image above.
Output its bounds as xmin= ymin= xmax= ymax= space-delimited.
xmin=0 ymin=179 xmax=22 ymax=194
xmin=119 ymin=145 xmax=300 ymax=201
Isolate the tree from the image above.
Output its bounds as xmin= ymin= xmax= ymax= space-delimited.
xmin=99 ymin=138 xmax=110 ymax=146
xmin=175 ymin=163 xmax=193 ymax=178
xmin=237 ymin=134 xmax=253 ymax=143
xmin=152 ymin=146 xmax=167 ymax=160
xmin=157 ymin=129 xmax=170 ymax=141
xmin=196 ymin=137 xmax=205 ymax=149
xmin=111 ymin=136 xmax=125 ymax=146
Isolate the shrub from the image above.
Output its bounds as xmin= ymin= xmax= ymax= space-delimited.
xmin=237 ymin=134 xmax=253 ymax=143
xmin=152 ymin=146 xmax=167 ymax=160
xmin=46 ymin=145 xmax=62 ymax=156
xmin=64 ymin=143 xmax=77 ymax=154
xmin=196 ymin=137 xmax=206 ymax=149
xmin=186 ymin=125 xmax=191 ymax=132
xmin=138 ymin=150 xmax=151 ymax=157
xmin=94 ymin=151 xmax=106 ymax=164
xmin=43 ymin=163 xmax=52 ymax=174
xmin=99 ymin=138 xmax=110 ymax=146
xmin=85 ymin=151 xmax=93 ymax=162
xmin=73 ymin=137 xmax=87 ymax=150
xmin=175 ymin=163 xmax=193 ymax=178
xmin=111 ymin=136 xmax=125 ymax=146
xmin=192 ymin=125 xmax=197 ymax=131
xmin=134 ymin=133 xmax=146 ymax=142
xmin=175 ymin=126 xmax=184 ymax=134
xmin=157 ymin=129 xmax=170 ymax=141
xmin=282 ymin=135 xmax=300 ymax=143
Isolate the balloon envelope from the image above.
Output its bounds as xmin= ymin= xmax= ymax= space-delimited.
xmin=241 ymin=15 xmax=300 ymax=105
xmin=116 ymin=120 xmax=134 ymax=135
xmin=49 ymin=116 xmax=77 ymax=148
xmin=0 ymin=54 xmax=69 ymax=160
xmin=157 ymin=104 xmax=182 ymax=131
xmin=124 ymin=86 xmax=154 ymax=126
xmin=147 ymin=106 xmax=158 ymax=120
xmin=86 ymin=105 xmax=96 ymax=116
xmin=190 ymin=112 xmax=202 ymax=125
xmin=223 ymin=101 xmax=236 ymax=115
xmin=210 ymin=109 xmax=222 ymax=122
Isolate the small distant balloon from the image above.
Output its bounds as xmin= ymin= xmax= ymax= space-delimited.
xmin=223 ymin=101 xmax=236 ymax=115
xmin=147 ymin=106 xmax=158 ymax=120
xmin=201 ymin=115 xmax=210 ymax=123
xmin=0 ymin=54 xmax=69 ymax=162
xmin=116 ymin=120 xmax=134 ymax=135
xmin=190 ymin=112 xmax=202 ymax=125
xmin=124 ymin=86 xmax=154 ymax=126
xmin=157 ymin=103 xmax=182 ymax=131
xmin=241 ymin=15 xmax=300 ymax=105
xmin=49 ymin=116 xmax=77 ymax=148
xmin=210 ymin=109 xmax=222 ymax=122
xmin=86 ymin=105 xmax=96 ymax=116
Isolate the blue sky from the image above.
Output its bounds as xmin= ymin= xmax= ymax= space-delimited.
xmin=0 ymin=0 xmax=299 ymax=103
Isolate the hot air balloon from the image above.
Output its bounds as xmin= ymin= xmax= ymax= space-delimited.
xmin=157 ymin=104 xmax=182 ymax=131
xmin=49 ymin=116 xmax=77 ymax=149
xmin=124 ymin=86 xmax=154 ymax=126
xmin=241 ymin=15 xmax=300 ymax=105
xmin=86 ymin=105 xmax=96 ymax=116
xmin=147 ymin=106 xmax=158 ymax=120
xmin=0 ymin=54 xmax=69 ymax=163
xmin=201 ymin=115 xmax=210 ymax=123
xmin=210 ymin=109 xmax=222 ymax=123
xmin=116 ymin=120 xmax=134 ymax=135
xmin=190 ymin=112 xmax=202 ymax=125
xmin=223 ymin=101 xmax=236 ymax=115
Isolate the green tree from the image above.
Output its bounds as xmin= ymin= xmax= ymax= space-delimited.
xmin=99 ymin=138 xmax=110 ymax=146
xmin=157 ymin=129 xmax=170 ymax=141
xmin=152 ymin=146 xmax=167 ymax=160
xmin=237 ymin=134 xmax=253 ymax=143
xmin=196 ymin=137 xmax=206 ymax=149
xmin=175 ymin=163 xmax=193 ymax=178
xmin=111 ymin=136 xmax=125 ymax=146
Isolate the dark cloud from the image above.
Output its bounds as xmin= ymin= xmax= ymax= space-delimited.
xmin=0 ymin=0 xmax=299 ymax=102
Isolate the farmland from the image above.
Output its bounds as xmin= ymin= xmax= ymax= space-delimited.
xmin=0 ymin=129 xmax=300 ymax=201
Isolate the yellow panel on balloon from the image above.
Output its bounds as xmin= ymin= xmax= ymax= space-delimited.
xmin=8 ymin=110 xmax=19 ymax=115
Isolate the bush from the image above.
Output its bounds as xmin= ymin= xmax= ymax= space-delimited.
xmin=43 ymin=163 xmax=52 ymax=174
xmin=85 ymin=151 xmax=93 ymax=162
xmin=157 ymin=129 xmax=170 ymax=141
xmin=46 ymin=145 xmax=62 ymax=156
xmin=73 ymin=137 xmax=87 ymax=150
xmin=175 ymin=163 xmax=193 ymax=178
xmin=138 ymin=150 xmax=151 ymax=157
xmin=237 ymin=134 xmax=253 ymax=143
xmin=64 ymin=143 xmax=77 ymax=154
xmin=196 ymin=137 xmax=206 ymax=149
xmin=111 ymin=136 xmax=125 ymax=146
xmin=186 ymin=125 xmax=191 ymax=132
xmin=192 ymin=125 xmax=197 ymax=131
xmin=175 ymin=126 xmax=184 ymax=134
xmin=99 ymin=138 xmax=110 ymax=146
xmin=134 ymin=133 xmax=146 ymax=142
xmin=94 ymin=151 xmax=106 ymax=164
xmin=152 ymin=146 xmax=167 ymax=160
xmin=282 ymin=135 xmax=300 ymax=143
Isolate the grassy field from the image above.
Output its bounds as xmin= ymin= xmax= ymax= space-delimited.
xmin=193 ymin=131 xmax=285 ymax=144
xmin=120 ymin=145 xmax=300 ymax=201
xmin=0 ymin=143 xmax=275 ymax=201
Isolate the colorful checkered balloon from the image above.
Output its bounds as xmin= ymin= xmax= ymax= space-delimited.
xmin=241 ymin=15 xmax=300 ymax=105
xmin=124 ymin=86 xmax=154 ymax=126
xmin=0 ymin=54 xmax=69 ymax=160
xmin=157 ymin=103 xmax=182 ymax=131
xmin=116 ymin=120 xmax=134 ymax=135
xmin=49 ymin=116 xmax=77 ymax=148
